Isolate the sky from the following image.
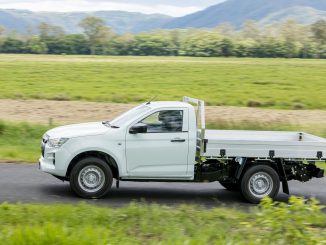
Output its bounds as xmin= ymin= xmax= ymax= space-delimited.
xmin=0 ymin=0 xmax=226 ymax=16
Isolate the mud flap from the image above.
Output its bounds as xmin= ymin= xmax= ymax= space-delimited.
xmin=276 ymin=159 xmax=290 ymax=195
xmin=316 ymin=168 xmax=324 ymax=178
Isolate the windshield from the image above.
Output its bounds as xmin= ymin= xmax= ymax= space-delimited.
xmin=110 ymin=104 xmax=151 ymax=127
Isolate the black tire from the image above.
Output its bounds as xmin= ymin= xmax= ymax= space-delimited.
xmin=240 ymin=165 xmax=280 ymax=204
xmin=70 ymin=157 xmax=113 ymax=199
xmin=219 ymin=181 xmax=240 ymax=191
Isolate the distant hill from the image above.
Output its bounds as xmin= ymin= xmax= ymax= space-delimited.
xmin=164 ymin=0 xmax=326 ymax=29
xmin=1 ymin=0 xmax=326 ymax=34
xmin=0 ymin=9 xmax=172 ymax=34
xmin=259 ymin=6 xmax=326 ymax=26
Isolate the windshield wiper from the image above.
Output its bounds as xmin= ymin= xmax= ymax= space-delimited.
xmin=102 ymin=121 xmax=119 ymax=128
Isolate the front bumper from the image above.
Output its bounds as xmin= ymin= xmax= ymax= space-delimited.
xmin=39 ymin=156 xmax=56 ymax=174
xmin=39 ymin=144 xmax=71 ymax=177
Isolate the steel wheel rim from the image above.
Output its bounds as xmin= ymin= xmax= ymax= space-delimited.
xmin=78 ymin=165 xmax=105 ymax=193
xmin=248 ymin=171 xmax=273 ymax=198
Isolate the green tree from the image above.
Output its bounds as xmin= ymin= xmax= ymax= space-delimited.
xmin=0 ymin=38 xmax=25 ymax=53
xmin=215 ymin=22 xmax=235 ymax=37
xmin=26 ymin=36 xmax=48 ymax=54
xmin=63 ymin=34 xmax=90 ymax=54
xmin=311 ymin=20 xmax=326 ymax=45
xmin=311 ymin=20 xmax=326 ymax=58
xmin=79 ymin=16 xmax=112 ymax=55
xmin=252 ymin=38 xmax=286 ymax=58
xmin=107 ymin=33 xmax=134 ymax=55
xmin=132 ymin=32 xmax=176 ymax=56
xmin=279 ymin=20 xmax=304 ymax=58
xmin=170 ymin=30 xmax=181 ymax=55
xmin=220 ymin=38 xmax=234 ymax=56
xmin=179 ymin=30 xmax=226 ymax=57
xmin=38 ymin=22 xmax=64 ymax=39
xmin=234 ymin=39 xmax=256 ymax=57
xmin=241 ymin=20 xmax=261 ymax=41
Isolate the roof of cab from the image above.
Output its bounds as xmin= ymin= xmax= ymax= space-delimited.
xmin=146 ymin=101 xmax=193 ymax=109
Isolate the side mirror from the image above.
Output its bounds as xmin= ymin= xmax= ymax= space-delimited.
xmin=129 ymin=123 xmax=147 ymax=134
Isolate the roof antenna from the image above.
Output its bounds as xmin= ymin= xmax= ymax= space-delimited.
xmin=146 ymin=96 xmax=157 ymax=105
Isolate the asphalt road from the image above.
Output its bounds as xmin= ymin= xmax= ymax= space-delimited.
xmin=1 ymin=163 xmax=325 ymax=208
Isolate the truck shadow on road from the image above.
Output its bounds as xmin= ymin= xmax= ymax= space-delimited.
xmin=39 ymin=181 xmax=291 ymax=208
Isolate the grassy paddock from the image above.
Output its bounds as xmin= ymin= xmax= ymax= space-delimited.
xmin=0 ymin=54 xmax=326 ymax=109
xmin=0 ymin=197 xmax=325 ymax=244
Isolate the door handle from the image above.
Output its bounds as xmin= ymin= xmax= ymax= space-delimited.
xmin=171 ymin=138 xmax=186 ymax=142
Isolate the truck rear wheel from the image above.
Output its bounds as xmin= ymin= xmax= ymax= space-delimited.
xmin=219 ymin=181 xmax=240 ymax=191
xmin=240 ymin=165 xmax=280 ymax=204
xmin=70 ymin=157 xmax=113 ymax=199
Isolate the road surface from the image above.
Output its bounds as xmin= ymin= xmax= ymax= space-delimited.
xmin=1 ymin=163 xmax=325 ymax=208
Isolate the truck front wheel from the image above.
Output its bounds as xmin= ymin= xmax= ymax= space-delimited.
xmin=70 ymin=157 xmax=113 ymax=199
xmin=240 ymin=165 xmax=280 ymax=204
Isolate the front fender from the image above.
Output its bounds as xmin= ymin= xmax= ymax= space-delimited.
xmin=62 ymin=135 xmax=126 ymax=177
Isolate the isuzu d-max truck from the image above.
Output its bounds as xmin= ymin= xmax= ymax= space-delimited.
xmin=40 ymin=97 xmax=326 ymax=203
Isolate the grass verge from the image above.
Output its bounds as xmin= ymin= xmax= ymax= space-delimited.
xmin=0 ymin=55 xmax=326 ymax=109
xmin=0 ymin=121 xmax=51 ymax=162
xmin=0 ymin=197 xmax=325 ymax=244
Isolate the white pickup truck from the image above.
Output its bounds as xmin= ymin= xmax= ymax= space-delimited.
xmin=40 ymin=97 xmax=326 ymax=203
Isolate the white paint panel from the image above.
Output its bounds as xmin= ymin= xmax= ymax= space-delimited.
xmin=126 ymin=132 xmax=189 ymax=177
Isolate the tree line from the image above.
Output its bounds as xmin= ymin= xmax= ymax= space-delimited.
xmin=0 ymin=16 xmax=325 ymax=58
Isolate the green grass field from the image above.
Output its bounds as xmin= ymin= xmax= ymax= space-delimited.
xmin=0 ymin=54 xmax=326 ymax=109
xmin=0 ymin=197 xmax=325 ymax=244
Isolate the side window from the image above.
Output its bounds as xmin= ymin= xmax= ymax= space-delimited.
xmin=140 ymin=110 xmax=183 ymax=133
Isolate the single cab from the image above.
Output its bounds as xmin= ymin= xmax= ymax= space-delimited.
xmin=40 ymin=97 xmax=326 ymax=203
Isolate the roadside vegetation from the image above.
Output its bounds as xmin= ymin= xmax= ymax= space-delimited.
xmin=0 ymin=55 xmax=325 ymax=109
xmin=0 ymin=197 xmax=325 ymax=244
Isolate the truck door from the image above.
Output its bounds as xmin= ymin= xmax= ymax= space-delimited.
xmin=126 ymin=108 xmax=189 ymax=178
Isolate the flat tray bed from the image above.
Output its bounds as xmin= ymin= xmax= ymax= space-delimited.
xmin=203 ymin=130 xmax=326 ymax=159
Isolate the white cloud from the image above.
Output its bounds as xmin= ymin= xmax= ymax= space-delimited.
xmin=0 ymin=0 xmax=206 ymax=16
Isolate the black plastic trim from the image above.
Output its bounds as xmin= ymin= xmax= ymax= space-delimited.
xmin=203 ymin=139 xmax=208 ymax=153
xmin=220 ymin=149 xmax=226 ymax=157
xmin=269 ymin=150 xmax=275 ymax=158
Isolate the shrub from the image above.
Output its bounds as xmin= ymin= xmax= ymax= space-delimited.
xmin=247 ymin=100 xmax=263 ymax=107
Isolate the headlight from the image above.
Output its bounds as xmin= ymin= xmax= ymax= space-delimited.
xmin=42 ymin=134 xmax=49 ymax=143
xmin=48 ymin=138 xmax=69 ymax=148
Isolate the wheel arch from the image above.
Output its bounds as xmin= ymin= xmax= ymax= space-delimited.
xmin=236 ymin=159 xmax=281 ymax=178
xmin=66 ymin=150 xmax=120 ymax=180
